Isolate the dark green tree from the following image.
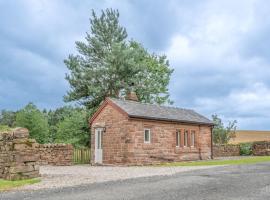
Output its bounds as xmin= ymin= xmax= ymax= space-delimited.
xmin=64 ymin=9 xmax=173 ymax=109
xmin=0 ymin=110 xmax=16 ymax=127
xmin=46 ymin=106 xmax=75 ymax=142
xmin=15 ymin=103 xmax=50 ymax=143
xmin=55 ymin=109 xmax=89 ymax=148
xmin=212 ymin=114 xmax=237 ymax=144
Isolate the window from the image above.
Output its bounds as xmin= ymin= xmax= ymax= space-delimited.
xmin=176 ymin=130 xmax=181 ymax=147
xmin=97 ymin=130 xmax=101 ymax=149
xmin=184 ymin=130 xmax=188 ymax=147
xmin=144 ymin=129 xmax=151 ymax=143
xmin=191 ymin=131 xmax=195 ymax=147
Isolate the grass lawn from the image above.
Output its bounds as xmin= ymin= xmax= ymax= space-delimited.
xmin=159 ymin=156 xmax=270 ymax=167
xmin=0 ymin=178 xmax=40 ymax=191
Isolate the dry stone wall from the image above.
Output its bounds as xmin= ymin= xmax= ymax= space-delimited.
xmin=252 ymin=141 xmax=270 ymax=156
xmin=0 ymin=128 xmax=40 ymax=180
xmin=39 ymin=144 xmax=74 ymax=166
xmin=213 ymin=144 xmax=240 ymax=157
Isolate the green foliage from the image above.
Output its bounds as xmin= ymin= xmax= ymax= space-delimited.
xmin=15 ymin=103 xmax=50 ymax=144
xmin=46 ymin=106 xmax=76 ymax=143
xmin=240 ymin=143 xmax=252 ymax=156
xmin=55 ymin=109 xmax=89 ymax=148
xmin=0 ymin=178 xmax=40 ymax=191
xmin=1 ymin=104 xmax=90 ymax=147
xmin=212 ymin=114 xmax=237 ymax=144
xmin=47 ymin=106 xmax=75 ymax=126
xmin=64 ymin=9 xmax=173 ymax=109
xmin=0 ymin=110 xmax=16 ymax=127
xmin=0 ymin=125 xmax=11 ymax=132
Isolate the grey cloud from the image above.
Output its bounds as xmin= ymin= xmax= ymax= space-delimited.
xmin=1 ymin=0 xmax=270 ymax=130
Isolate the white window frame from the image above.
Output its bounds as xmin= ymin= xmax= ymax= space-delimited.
xmin=190 ymin=130 xmax=195 ymax=147
xmin=176 ymin=130 xmax=181 ymax=147
xmin=144 ymin=129 xmax=151 ymax=143
xmin=184 ymin=130 xmax=188 ymax=147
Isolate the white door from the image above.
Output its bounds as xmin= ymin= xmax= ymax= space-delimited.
xmin=95 ymin=128 xmax=103 ymax=164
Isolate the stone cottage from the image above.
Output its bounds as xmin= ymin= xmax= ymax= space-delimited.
xmin=90 ymin=93 xmax=214 ymax=165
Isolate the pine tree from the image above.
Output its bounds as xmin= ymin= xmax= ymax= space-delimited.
xmin=64 ymin=9 xmax=173 ymax=109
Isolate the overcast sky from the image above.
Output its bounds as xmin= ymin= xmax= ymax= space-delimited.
xmin=1 ymin=0 xmax=270 ymax=130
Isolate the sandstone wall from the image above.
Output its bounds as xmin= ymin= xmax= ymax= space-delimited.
xmin=91 ymin=103 xmax=129 ymax=165
xmin=127 ymin=119 xmax=212 ymax=165
xmin=252 ymin=141 xmax=270 ymax=156
xmin=213 ymin=144 xmax=240 ymax=157
xmin=39 ymin=144 xmax=74 ymax=166
xmin=91 ymin=103 xmax=212 ymax=165
xmin=0 ymin=128 xmax=40 ymax=180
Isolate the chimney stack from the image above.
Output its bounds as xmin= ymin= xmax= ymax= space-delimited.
xmin=126 ymin=91 xmax=138 ymax=101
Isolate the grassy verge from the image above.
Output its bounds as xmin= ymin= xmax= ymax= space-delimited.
xmin=0 ymin=178 xmax=40 ymax=191
xmin=159 ymin=156 xmax=270 ymax=167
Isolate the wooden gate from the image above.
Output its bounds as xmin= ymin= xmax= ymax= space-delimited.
xmin=73 ymin=148 xmax=91 ymax=164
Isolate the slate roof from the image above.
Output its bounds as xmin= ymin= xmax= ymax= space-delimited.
xmin=109 ymin=98 xmax=214 ymax=125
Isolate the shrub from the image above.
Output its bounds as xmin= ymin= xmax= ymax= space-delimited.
xmin=240 ymin=143 xmax=252 ymax=155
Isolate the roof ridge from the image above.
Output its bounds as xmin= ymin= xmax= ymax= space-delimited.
xmin=109 ymin=97 xmax=194 ymax=112
xmin=108 ymin=97 xmax=213 ymax=125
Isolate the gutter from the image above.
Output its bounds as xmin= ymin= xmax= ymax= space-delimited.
xmin=210 ymin=125 xmax=214 ymax=159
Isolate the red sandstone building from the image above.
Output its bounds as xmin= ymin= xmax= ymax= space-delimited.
xmin=90 ymin=95 xmax=214 ymax=165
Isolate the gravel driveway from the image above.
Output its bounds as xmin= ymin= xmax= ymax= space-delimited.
xmin=4 ymin=162 xmax=270 ymax=200
xmin=21 ymin=165 xmax=218 ymax=190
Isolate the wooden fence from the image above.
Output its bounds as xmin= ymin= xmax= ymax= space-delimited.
xmin=73 ymin=148 xmax=91 ymax=164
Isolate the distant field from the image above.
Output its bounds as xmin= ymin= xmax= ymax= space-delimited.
xmin=229 ymin=130 xmax=270 ymax=144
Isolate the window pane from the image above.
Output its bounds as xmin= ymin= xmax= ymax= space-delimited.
xmin=179 ymin=131 xmax=181 ymax=146
xmin=100 ymin=131 xmax=103 ymax=149
xmin=145 ymin=132 xmax=149 ymax=141
xmin=98 ymin=131 xmax=100 ymax=149
xmin=191 ymin=131 xmax=195 ymax=147
xmin=176 ymin=131 xmax=181 ymax=147
xmin=184 ymin=130 xmax=188 ymax=146
xmin=144 ymin=129 xmax=150 ymax=143
xmin=176 ymin=132 xmax=179 ymax=147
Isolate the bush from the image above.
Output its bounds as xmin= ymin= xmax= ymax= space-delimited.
xmin=240 ymin=143 xmax=252 ymax=155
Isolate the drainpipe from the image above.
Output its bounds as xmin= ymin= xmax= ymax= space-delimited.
xmin=211 ymin=126 xmax=214 ymax=159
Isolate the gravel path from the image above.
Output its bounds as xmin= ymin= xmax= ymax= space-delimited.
xmin=4 ymin=163 xmax=270 ymax=200
xmin=21 ymin=165 xmax=218 ymax=190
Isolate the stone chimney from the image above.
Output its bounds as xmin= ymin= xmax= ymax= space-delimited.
xmin=126 ymin=91 xmax=138 ymax=101
xmin=125 ymin=82 xmax=139 ymax=101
